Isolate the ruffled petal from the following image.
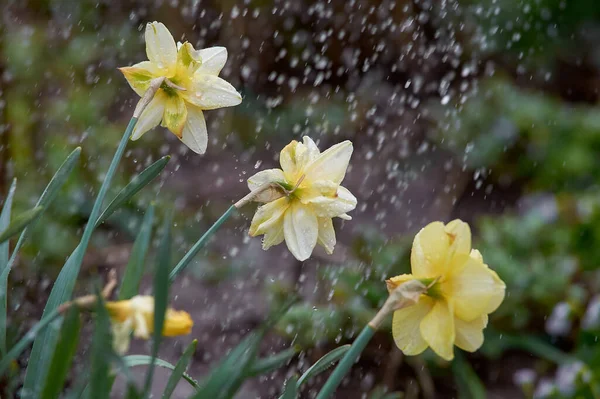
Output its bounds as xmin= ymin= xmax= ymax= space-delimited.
xmin=317 ymin=217 xmax=336 ymax=254
xmin=455 ymin=314 xmax=488 ymax=352
xmin=184 ymin=74 xmax=242 ymax=110
xmin=247 ymin=169 xmax=286 ymax=191
xmin=179 ymin=105 xmax=207 ymax=154
xmin=283 ymin=201 xmax=318 ymax=261
xmin=145 ymin=22 xmax=177 ymax=73
xmin=302 ymin=185 xmax=357 ymax=218
xmin=249 ymin=197 xmax=289 ymax=236
xmin=176 ymin=42 xmax=202 ymax=79
xmin=304 ymin=140 xmax=353 ymax=185
xmin=410 ymin=221 xmax=451 ymax=278
xmin=443 ymin=256 xmax=506 ymax=321
xmin=195 ymin=46 xmax=228 ymax=75
xmin=420 ymin=299 xmax=455 ymax=361
xmin=302 ymin=136 xmax=321 ymax=162
xmin=280 ymin=140 xmax=310 ymax=183
xmin=161 ymin=94 xmax=188 ymax=138
xmin=119 ymin=61 xmax=161 ymax=96
xmin=445 ymin=219 xmax=472 ymax=260
xmin=131 ymin=90 xmax=166 ymax=140
xmin=392 ymin=297 xmax=433 ymax=356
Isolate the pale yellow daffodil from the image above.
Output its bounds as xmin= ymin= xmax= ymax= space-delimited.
xmin=248 ymin=136 xmax=357 ymax=261
xmin=106 ymin=295 xmax=193 ymax=354
xmin=119 ymin=21 xmax=242 ymax=154
xmin=386 ymin=220 xmax=505 ymax=361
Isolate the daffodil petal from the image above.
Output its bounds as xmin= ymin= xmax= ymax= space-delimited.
xmin=317 ymin=217 xmax=336 ymax=254
xmin=411 ymin=221 xmax=451 ymax=278
xmin=195 ymin=46 xmax=228 ymax=75
xmin=163 ymin=309 xmax=194 ymax=336
xmin=131 ymin=91 xmax=166 ymax=140
xmin=303 ymin=185 xmax=357 ymax=218
xmin=420 ymin=299 xmax=455 ymax=361
xmin=445 ymin=219 xmax=472 ymax=258
xmin=302 ymin=136 xmax=321 ymax=162
xmin=249 ymin=197 xmax=289 ymax=236
xmin=176 ymin=41 xmax=201 ymax=76
xmin=392 ymin=297 xmax=433 ymax=355
xmin=111 ymin=318 xmax=133 ymax=355
xmin=119 ymin=61 xmax=160 ymax=96
xmin=455 ymin=314 xmax=488 ymax=352
xmin=283 ymin=201 xmax=318 ymax=261
xmin=145 ymin=22 xmax=177 ymax=72
xmin=247 ymin=169 xmax=286 ymax=191
xmin=180 ymin=105 xmax=208 ymax=154
xmin=304 ymin=140 xmax=353 ymax=185
xmin=161 ymin=94 xmax=188 ymax=138
xmin=444 ymin=256 xmax=506 ymax=321
xmin=262 ymin=220 xmax=285 ymax=250
xmin=185 ymin=74 xmax=242 ymax=110
xmin=386 ymin=274 xmax=415 ymax=293
xmin=280 ymin=140 xmax=309 ymax=182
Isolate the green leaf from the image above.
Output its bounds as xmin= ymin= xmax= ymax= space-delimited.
xmin=1 ymin=147 xmax=80 ymax=378
xmin=296 ymin=345 xmax=351 ymax=387
xmin=452 ymin=352 xmax=486 ymax=399
xmin=143 ymin=210 xmax=173 ymax=396
xmin=90 ymin=288 xmax=113 ymax=399
xmin=0 ymin=178 xmax=16 ymax=354
xmin=40 ymin=306 xmax=82 ymax=399
xmin=162 ymin=340 xmax=198 ymax=398
xmin=247 ymin=346 xmax=299 ymax=377
xmin=95 ymin=156 xmax=169 ymax=227
xmin=280 ymin=375 xmax=299 ymax=399
xmin=119 ymin=204 xmax=155 ymax=300
xmin=0 ymin=206 xmax=43 ymax=244
xmin=122 ymin=355 xmax=200 ymax=390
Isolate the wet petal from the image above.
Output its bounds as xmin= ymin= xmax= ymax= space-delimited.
xmin=262 ymin=221 xmax=285 ymax=250
xmin=195 ymin=46 xmax=228 ymax=75
xmin=131 ymin=91 xmax=166 ymax=140
xmin=445 ymin=219 xmax=472 ymax=260
xmin=119 ymin=61 xmax=160 ymax=96
xmin=420 ymin=299 xmax=455 ymax=361
xmin=176 ymin=42 xmax=201 ymax=77
xmin=280 ymin=140 xmax=309 ymax=182
xmin=283 ymin=201 xmax=318 ymax=261
xmin=411 ymin=221 xmax=451 ymax=278
xmin=392 ymin=297 xmax=433 ymax=356
xmin=455 ymin=314 xmax=488 ymax=352
xmin=302 ymin=136 xmax=321 ymax=162
xmin=304 ymin=140 xmax=353 ymax=185
xmin=249 ymin=197 xmax=290 ymax=236
xmin=317 ymin=217 xmax=336 ymax=254
xmin=161 ymin=94 xmax=188 ymax=138
xmin=185 ymin=74 xmax=242 ymax=110
xmin=443 ymin=256 xmax=506 ymax=321
xmin=179 ymin=105 xmax=207 ymax=154
xmin=303 ymin=185 xmax=357 ymax=218
xmin=248 ymin=169 xmax=286 ymax=191
xmin=145 ymin=22 xmax=177 ymax=72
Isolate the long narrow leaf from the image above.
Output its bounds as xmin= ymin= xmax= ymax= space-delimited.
xmin=0 ymin=148 xmax=80 ymax=359
xmin=280 ymin=376 xmax=299 ymax=399
xmin=95 ymin=156 xmax=169 ymax=227
xmin=296 ymin=345 xmax=351 ymax=387
xmin=162 ymin=340 xmax=198 ymax=398
xmin=41 ymin=306 xmax=82 ymax=399
xmin=452 ymin=352 xmax=486 ymax=399
xmin=90 ymin=288 xmax=113 ymax=399
xmin=143 ymin=211 xmax=172 ymax=396
xmin=119 ymin=205 xmax=155 ymax=300
xmin=122 ymin=355 xmax=200 ymax=390
xmin=0 ymin=206 xmax=43 ymax=244
xmin=24 ymin=121 xmax=134 ymax=397
xmin=0 ymin=179 xmax=16 ymax=354
xmin=247 ymin=346 xmax=299 ymax=377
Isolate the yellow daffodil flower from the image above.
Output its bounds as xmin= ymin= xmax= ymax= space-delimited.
xmin=106 ymin=295 xmax=193 ymax=354
xmin=386 ymin=220 xmax=505 ymax=361
xmin=119 ymin=21 xmax=242 ymax=154
xmin=248 ymin=136 xmax=357 ymax=261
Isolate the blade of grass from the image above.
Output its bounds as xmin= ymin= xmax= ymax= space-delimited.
xmin=297 ymin=345 xmax=351 ymax=387
xmin=122 ymin=355 xmax=200 ymax=390
xmin=452 ymin=351 xmax=486 ymax=399
xmin=280 ymin=375 xmax=299 ymax=399
xmin=162 ymin=340 xmax=198 ymax=398
xmin=95 ymin=156 xmax=169 ymax=227
xmin=0 ymin=178 xmax=16 ymax=354
xmin=90 ymin=287 xmax=113 ymax=399
xmin=0 ymin=206 xmax=43 ymax=244
xmin=247 ymin=346 xmax=299 ymax=377
xmin=23 ymin=119 xmax=135 ymax=398
xmin=119 ymin=204 xmax=155 ymax=300
xmin=142 ymin=210 xmax=172 ymax=397
xmin=40 ymin=306 xmax=82 ymax=399
xmin=0 ymin=148 xmax=80 ymax=357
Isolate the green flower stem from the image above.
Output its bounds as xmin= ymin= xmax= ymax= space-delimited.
xmin=315 ymin=325 xmax=376 ymax=399
xmin=169 ymin=205 xmax=237 ymax=281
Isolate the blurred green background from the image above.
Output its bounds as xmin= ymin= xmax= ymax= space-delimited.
xmin=2 ymin=0 xmax=600 ymax=398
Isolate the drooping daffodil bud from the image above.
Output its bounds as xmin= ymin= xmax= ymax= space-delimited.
xmin=106 ymin=295 xmax=193 ymax=354
xmin=247 ymin=136 xmax=357 ymax=261
xmin=119 ymin=21 xmax=242 ymax=154
xmin=386 ymin=220 xmax=506 ymax=361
